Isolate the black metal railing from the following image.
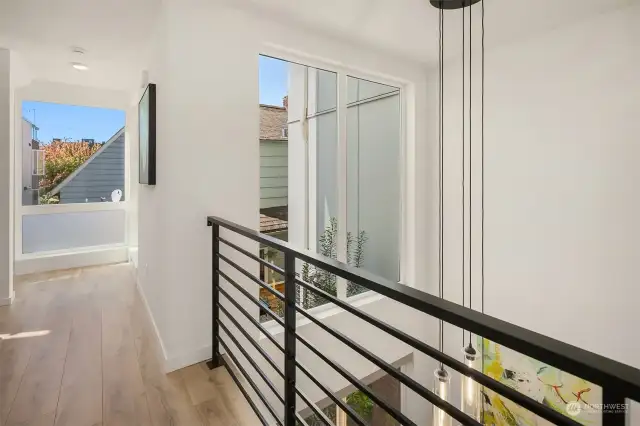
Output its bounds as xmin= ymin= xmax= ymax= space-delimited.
xmin=206 ymin=216 xmax=640 ymax=426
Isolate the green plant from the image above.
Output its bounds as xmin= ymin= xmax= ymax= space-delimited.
xmin=347 ymin=390 xmax=374 ymax=419
xmin=38 ymin=192 xmax=59 ymax=204
xmin=300 ymin=218 xmax=367 ymax=308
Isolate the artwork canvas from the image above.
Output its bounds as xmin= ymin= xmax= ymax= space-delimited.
xmin=480 ymin=338 xmax=602 ymax=426
xmin=139 ymin=83 xmax=156 ymax=185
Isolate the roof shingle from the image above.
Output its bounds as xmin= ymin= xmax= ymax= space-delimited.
xmin=260 ymin=105 xmax=288 ymax=141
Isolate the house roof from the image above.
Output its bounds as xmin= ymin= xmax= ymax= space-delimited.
xmin=260 ymin=214 xmax=288 ymax=233
xmin=259 ymin=104 xmax=288 ymax=141
xmin=48 ymin=127 xmax=125 ymax=196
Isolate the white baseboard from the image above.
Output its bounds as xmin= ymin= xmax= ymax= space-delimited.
xmin=164 ymin=344 xmax=213 ymax=373
xmin=0 ymin=291 xmax=15 ymax=306
xmin=15 ymin=246 xmax=129 ymax=276
xmin=134 ymin=276 xmax=170 ymax=370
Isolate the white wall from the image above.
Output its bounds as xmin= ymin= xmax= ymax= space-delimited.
xmin=22 ymin=209 xmax=126 ymax=253
xmin=0 ymin=49 xmax=13 ymax=305
xmin=138 ymin=0 xmax=431 ymax=422
xmin=428 ymin=3 xmax=640 ymax=421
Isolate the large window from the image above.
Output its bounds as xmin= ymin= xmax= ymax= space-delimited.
xmin=21 ymin=101 xmax=126 ymax=206
xmin=258 ymin=55 xmax=403 ymax=321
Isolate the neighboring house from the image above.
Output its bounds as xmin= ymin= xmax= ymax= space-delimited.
xmin=21 ymin=118 xmax=43 ymax=205
xmin=48 ymin=127 xmax=125 ymax=203
xmin=259 ymin=103 xmax=288 ymax=210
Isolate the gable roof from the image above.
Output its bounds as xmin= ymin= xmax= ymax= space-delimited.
xmin=48 ymin=127 xmax=125 ymax=196
xmin=259 ymin=104 xmax=288 ymax=141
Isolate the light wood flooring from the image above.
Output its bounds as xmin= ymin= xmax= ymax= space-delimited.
xmin=0 ymin=263 xmax=257 ymax=426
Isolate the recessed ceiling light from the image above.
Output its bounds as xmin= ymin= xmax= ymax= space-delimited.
xmin=71 ymin=62 xmax=89 ymax=71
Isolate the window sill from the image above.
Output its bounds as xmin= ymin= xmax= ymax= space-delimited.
xmin=260 ymin=291 xmax=385 ymax=338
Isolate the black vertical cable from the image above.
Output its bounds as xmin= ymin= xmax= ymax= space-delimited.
xmin=461 ymin=3 xmax=465 ymax=350
xmin=438 ymin=5 xmax=445 ymax=364
xmin=481 ymin=0 xmax=486 ymax=421
xmin=468 ymin=0 xmax=473 ymax=346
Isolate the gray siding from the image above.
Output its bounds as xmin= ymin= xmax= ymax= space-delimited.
xmin=260 ymin=140 xmax=287 ymax=209
xmin=59 ymin=134 xmax=125 ymax=203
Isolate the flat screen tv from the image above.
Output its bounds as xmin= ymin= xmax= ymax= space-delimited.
xmin=139 ymin=83 xmax=156 ymax=185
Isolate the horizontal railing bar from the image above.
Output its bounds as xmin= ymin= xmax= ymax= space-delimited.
xmin=295 ymin=279 xmax=578 ymax=426
xmin=218 ymin=269 xmax=284 ymax=327
xmin=295 ymin=388 xmax=336 ymax=426
xmin=295 ymin=360 xmax=368 ymax=426
xmin=295 ymin=304 xmax=482 ymax=426
xmin=219 ymin=337 xmax=283 ymax=426
xmin=218 ymin=316 xmax=284 ymax=404
xmin=218 ymin=286 xmax=284 ymax=352
xmin=216 ymin=296 xmax=285 ymax=379
xmin=219 ymin=357 xmax=270 ymax=426
xmin=218 ymin=236 xmax=285 ymax=276
xmin=208 ymin=216 xmax=640 ymax=399
xmin=218 ymin=252 xmax=285 ymax=302
xmin=294 ymin=331 xmax=417 ymax=426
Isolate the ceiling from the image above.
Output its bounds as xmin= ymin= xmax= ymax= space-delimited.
xmin=235 ymin=0 xmax=635 ymax=65
xmin=0 ymin=0 xmax=160 ymax=91
xmin=0 ymin=0 xmax=633 ymax=91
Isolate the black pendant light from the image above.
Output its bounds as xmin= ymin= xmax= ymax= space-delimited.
xmin=430 ymin=0 xmax=486 ymax=424
xmin=430 ymin=0 xmax=481 ymax=10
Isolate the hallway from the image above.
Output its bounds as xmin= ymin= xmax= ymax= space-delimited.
xmin=0 ymin=264 xmax=256 ymax=426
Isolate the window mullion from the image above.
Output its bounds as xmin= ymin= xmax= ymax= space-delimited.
xmin=336 ymin=72 xmax=348 ymax=300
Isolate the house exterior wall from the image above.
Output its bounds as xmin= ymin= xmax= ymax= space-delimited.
xmin=21 ymin=118 xmax=36 ymax=205
xmin=259 ymin=139 xmax=287 ymax=209
xmin=59 ymin=132 xmax=125 ymax=203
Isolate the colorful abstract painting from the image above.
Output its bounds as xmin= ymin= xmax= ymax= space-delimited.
xmin=480 ymin=338 xmax=602 ymax=426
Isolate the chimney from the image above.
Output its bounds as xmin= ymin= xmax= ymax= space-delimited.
xmin=283 ymin=95 xmax=288 ymax=110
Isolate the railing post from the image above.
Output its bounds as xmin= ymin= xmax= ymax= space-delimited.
xmin=602 ymin=388 xmax=627 ymax=426
xmin=284 ymin=250 xmax=297 ymax=425
xmin=207 ymin=220 xmax=222 ymax=370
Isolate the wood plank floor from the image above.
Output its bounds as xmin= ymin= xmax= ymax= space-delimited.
xmin=0 ymin=264 xmax=258 ymax=426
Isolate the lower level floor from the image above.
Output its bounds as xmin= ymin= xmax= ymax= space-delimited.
xmin=0 ymin=263 xmax=256 ymax=426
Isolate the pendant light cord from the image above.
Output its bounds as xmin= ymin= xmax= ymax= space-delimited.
xmin=481 ymin=1 xmax=486 ymax=420
xmin=468 ymin=0 xmax=473 ymax=346
xmin=438 ymin=5 xmax=445 ymax=365
xmin=461 ymin=4 xmax=466 ymax=351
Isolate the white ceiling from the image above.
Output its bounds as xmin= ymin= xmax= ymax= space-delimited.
xmin=0 ymin=0 xmax=160 ymax=91
xmin=237 ymin=0 xmax=635 ymax=65
xmin=0 ymin=0 xmax=634 ymax=91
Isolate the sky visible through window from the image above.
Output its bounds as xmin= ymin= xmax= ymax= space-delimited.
xmin=22 ymin=57 xmax=286 ymax=142
xmin=22 ymin=101 xmax=125 ymax=143
xmin=259 ymin=55 xmax=288 ymax=107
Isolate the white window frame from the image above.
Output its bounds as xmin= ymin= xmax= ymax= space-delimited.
xmin=259 ymin=47 xmax=410 ymax=317
xmin=13 ymin=92 xmax=130 ymax=261
xmin=32 ymin=149 xmax=45 ymax=176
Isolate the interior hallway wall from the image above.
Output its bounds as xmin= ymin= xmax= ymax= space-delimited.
xmin=0 ymin=48 xmax=13 ymax=305
xmin=137 ymin=0 xmax=433 ymax=422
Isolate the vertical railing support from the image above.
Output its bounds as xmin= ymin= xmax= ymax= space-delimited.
xmin=284 ymin=251 xmax=297 ymax=425
xmin=602 ymin=388 xmax=627 ymax=426
xmin=207 ymin=220 xmax=222 ymax=370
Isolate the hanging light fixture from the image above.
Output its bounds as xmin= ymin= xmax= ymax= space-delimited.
xmin=429 ymin=0 xmax=486 ymax=423
xmin=431 ymin=4 xmax=451 ymax=426
xmin=461 ymin=0 xmax=482 ymax=420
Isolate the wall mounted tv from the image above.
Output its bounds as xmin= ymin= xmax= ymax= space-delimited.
xmin=139 ymin=83 xmax=156 ymax=185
